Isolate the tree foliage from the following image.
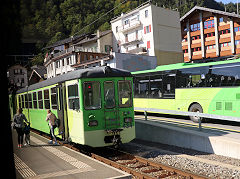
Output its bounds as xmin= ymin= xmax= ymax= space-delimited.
xmin=21 ymin=0 xmax=240 ymax=65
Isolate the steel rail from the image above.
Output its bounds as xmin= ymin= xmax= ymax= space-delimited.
xmin=92 ymin=148 xmax=208 ymax=179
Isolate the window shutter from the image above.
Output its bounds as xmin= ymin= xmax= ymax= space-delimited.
xmin=147 ymin=41 xmax=150 ymax=48
xmin=149 ymin=25 xmax=151 ymax=32
xmin=144 ymin=26 xmax=146 ymax=34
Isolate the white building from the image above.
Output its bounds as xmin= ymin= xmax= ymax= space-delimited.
xmin=111 ymin=2 xmax=183 ymax=65
xmin=7 ymin=64 xmax=28 ymax=88
xmin=44 ymin=30 xmax=112 ymax=78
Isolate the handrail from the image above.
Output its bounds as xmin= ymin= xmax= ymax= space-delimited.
xmin=134 ymin=107 xmax=240 ymax=130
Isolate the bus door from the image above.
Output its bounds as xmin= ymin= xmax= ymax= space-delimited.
xmin=103 ymin=81 xmax=120 ymax=130
xmin=56 ymin=83 xmax=68 ymax=140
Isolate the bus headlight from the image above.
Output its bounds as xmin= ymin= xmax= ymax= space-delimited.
xmin=88 ymin=120 xmax=98 ymax=126
xmin=124 ymin=117 xmax=132 ymax=123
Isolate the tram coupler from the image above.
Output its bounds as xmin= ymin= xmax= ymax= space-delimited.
xmin=104 ymin=129 xmax=123 ymax=147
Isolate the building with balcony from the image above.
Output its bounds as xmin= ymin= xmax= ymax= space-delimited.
xmin=111 ymin=2 xmax=183 ymax=66
xmin=44 ymin=46 xmax=106 ymax=78
xmin=7 ymin=64 xmax=28 ymax=90
xmin=181 ymin=6 xmax=240 ymax=62
xmin=44 ymin=30 xmax=112 ymax=78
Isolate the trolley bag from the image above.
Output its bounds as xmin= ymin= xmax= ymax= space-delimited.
xmin=24 ymin=123 xmax=30 ymax=135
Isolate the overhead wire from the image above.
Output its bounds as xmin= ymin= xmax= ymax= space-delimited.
xmin=71 ymin=0 xmax=128 ymax=37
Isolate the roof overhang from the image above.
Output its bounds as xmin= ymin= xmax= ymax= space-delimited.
xmin=180 ymin=6 xmax=240 ymax=22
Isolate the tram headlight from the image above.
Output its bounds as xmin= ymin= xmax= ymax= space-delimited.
xmin=124 ymin=117 xmax=132 ymax=123
xmin=88 ymin=120 xmax=98 ymax=127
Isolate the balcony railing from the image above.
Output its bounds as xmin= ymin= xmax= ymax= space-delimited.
xmin=121 ymin=37 xmax=143 ymax=46
xmin=44 ymin=46 xmax=100 ymax=63
xmin=127 ymin=47 xmax=147 ymax=54
xmin=120 ymin=20 xmax=142 ymax=33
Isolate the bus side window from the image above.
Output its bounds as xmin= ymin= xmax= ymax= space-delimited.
xmin=162 ymin=72 xmax=176 ymax=98
xmin=209 ymin=64 xmax=240 ymax=87
xmin=176 ymin=67 xmax=208 ymax=88
xmin=134 ymin=76 xmax=149 ymax=98
xmin=150 ymin=74 xmax=163 ymax=99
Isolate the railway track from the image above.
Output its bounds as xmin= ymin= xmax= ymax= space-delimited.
xmin=31 ymin=129 xmax=207 ymax=179
xmin=91 ymin=147 xmax=207 ymax=179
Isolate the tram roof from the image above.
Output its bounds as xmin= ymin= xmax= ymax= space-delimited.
xmin=17 ymin=66 xmax=132 ymax=94
xmin=132 ymin=58 xmax=240 ymax=75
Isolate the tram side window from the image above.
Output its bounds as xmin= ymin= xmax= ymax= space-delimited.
xmin=207 ymin=65 xmax=240 ymax=87
xmin=44 ymin=89 xmax=50 ymax=109
xmin=84 ymin=82 xmax=101 ymax=110
xmin=18 ymin=95 xmax=21 ymax=108
xmin=28 ymin=93 xmax=32 ymax=108
xmin=118 ymin=80 xmax=132 ymax=108
xmin=51 ymin=87 xmax=57 ymax=109
xmin=68 ymin=84 xmax=80 ymax=110
xmin=24 ymin=94 xmax=28 ymax=108
xmin=21 ymin=95 xmax=24 ymax=108
xmin=134 ymin=76 xmax=149 ymax=98
xmin=33 ymin=92 xmax=37 ymax=109
xmin=38 ymin=91 xmax=43 ymax=109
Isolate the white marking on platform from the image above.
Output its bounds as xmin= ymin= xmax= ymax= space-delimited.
xmin=14 ymin=136 xmax=95 ymax=178
xmin=14 ymin=153 xmax=36 ymax=178
xmin=31 ymin=136 xmax=94 ymax=170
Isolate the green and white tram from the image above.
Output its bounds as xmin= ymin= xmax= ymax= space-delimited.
xmin=12 ymin=66 xmax=135 ymax=147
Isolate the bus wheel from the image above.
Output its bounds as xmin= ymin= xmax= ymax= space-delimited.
xmin=189 ymin=103 xmax=203 ymax=123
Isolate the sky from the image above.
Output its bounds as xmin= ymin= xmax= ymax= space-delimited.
xmin=216 ymin=0 xmax=239 ymax=4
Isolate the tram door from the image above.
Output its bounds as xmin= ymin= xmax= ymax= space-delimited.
xmin=103 ymin=81 xmax=120 ymax=129
xmin=56 ymin=83 xmax=68 ymax=140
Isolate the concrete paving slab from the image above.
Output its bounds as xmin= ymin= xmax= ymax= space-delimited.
xmin=135 ymin=117 xmax=240 ymax=159
xmin=12 ymin=130 xmax=131 ymax=179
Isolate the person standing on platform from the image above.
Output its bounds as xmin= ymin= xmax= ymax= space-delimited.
xmin=46 ymin=109 xmax=58 ymax=145
xmin=13 ymin=108 xmax=29 ymax=148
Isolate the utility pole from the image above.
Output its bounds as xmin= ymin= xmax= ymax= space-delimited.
xmin=237 ymin=0 xmax=239 ymax=15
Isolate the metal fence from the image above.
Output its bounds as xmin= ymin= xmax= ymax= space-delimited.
xmin=134 ymin=107 xmax=240 ymax=130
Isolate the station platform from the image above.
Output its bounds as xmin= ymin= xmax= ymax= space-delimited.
xmin=135 ymin=116 xmax=240 ymax=160
xmin=12 ymin=130 xmax=131 ymax=179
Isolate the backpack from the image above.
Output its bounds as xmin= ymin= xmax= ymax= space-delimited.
xmin=55 ymin=118 xmax=60 ymax=128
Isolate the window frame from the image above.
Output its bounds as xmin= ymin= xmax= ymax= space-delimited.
xmin=118 ymin=80 xmax=133 ymax=108
xmin=67 ymin=84 xmax=80 ymax=110
xmin=44 ymin=89 xmax=50 ymax=109
xmin=83 ymin=81 xmax=101 ymax=110
xmin=33 ymin=92 xmax=38 ymax=109
xmin=104 ymin=81 xmax=116 ymax=109
xmin=37 ymin=90 xmax=43 ymax=109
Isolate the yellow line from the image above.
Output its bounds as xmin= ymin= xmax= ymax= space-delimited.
xmin=135 ymin=116 xmax=240 ymax=133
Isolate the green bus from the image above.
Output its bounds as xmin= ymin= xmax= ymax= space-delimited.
xmin=12 ymin=66 xmax=135 ymax=147
xmin=132 ymin=59 xmax=240 ymax=122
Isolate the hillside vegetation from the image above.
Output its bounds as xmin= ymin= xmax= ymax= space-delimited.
xmin=20 ymin=0 xmax=239 ymax=64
